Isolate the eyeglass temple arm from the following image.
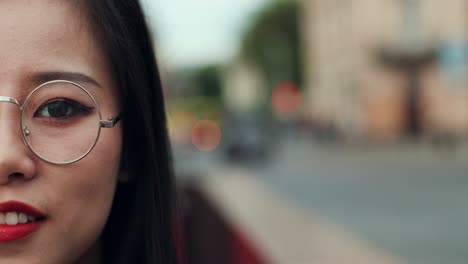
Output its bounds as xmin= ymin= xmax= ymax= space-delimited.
xmin=100 ymin=113 xmax=123 ymax=128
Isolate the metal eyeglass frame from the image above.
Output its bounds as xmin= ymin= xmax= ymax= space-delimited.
xmin=0 ymin=80 xmax=122 ymax=165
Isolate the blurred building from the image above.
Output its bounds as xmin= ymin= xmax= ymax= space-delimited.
xmin=302 ymin=0 xmax=468 ymax=140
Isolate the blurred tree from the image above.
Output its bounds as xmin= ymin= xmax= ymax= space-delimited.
xmin=240 ymin=0 xmax=302 ymax=89
xmin=175 ymin=65 xmax=224 ymax=121
xmin=192 ymin=65 xmax=223 ymax=99
xmin=166 ymin=65 xmax=224 ymax=127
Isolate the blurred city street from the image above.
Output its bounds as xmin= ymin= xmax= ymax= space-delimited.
xmin=147 ymin=0 xmax=468 ymax=263
xmin=175 ymin=133 xmax=468 ymax=264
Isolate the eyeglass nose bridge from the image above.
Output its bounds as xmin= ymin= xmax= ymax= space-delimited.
xmin=0 ymin=96 xmax=20 ymax=107
xmin=0 ymin=95 xmax=29 ymax=146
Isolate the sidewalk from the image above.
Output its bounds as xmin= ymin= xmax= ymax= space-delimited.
xmin=197 ymin=167 xmax=403 ymax=264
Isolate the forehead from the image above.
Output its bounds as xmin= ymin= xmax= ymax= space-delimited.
xmin=0 ymin=1 xmax=85 ymax=63
xmin=0 ymin=0 xmax=110 ymax=97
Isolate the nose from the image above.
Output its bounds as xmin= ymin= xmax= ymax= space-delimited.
xmin=0 ymin=102 xmax=37 ymax=185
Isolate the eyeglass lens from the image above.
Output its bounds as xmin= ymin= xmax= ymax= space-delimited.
xmin=21 ymin=81 xmax=101 ymax=164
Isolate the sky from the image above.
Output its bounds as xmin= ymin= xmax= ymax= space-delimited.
xmin=141 ymin=0 xmax=272 ymax=69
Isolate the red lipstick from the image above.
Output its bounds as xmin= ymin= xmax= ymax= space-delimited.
xmin=0 ymin=201 xmax=46 ymax=242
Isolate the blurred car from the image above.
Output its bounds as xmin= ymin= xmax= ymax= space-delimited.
xmin=221 ymin=113 xmax=276 ymax=164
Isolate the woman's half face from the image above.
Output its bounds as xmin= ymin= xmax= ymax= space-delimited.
xmin=0 ymin=1 xmax=122 ymax=263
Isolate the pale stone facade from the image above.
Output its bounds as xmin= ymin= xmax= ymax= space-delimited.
xmin=302 ymin=0 xmax=468 ymax=140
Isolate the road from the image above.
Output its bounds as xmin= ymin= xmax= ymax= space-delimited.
xmin=174 ymin=137 xmax=468 ymax=264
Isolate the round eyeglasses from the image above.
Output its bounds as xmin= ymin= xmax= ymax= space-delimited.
xmin=0 ymin=80 xmax=121 ymax=165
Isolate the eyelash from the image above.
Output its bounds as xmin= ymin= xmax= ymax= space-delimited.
xmin=33 ymin=99 xmax=94 ymax=119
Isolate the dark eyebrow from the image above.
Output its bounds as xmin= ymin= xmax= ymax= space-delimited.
xmin=30 ymin=71 xmax=101 ymax=88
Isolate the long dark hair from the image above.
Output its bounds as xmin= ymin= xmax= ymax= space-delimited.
xmin=80 ymin=1 xmax=177 ymax=263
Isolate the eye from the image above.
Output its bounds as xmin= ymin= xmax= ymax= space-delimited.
xmin=33 ymin=99 xmax=94 ymax=119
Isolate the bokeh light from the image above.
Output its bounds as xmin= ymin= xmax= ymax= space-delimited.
xmin=272 ymin=81 xmax=302 ymax=114
xmin=168 ymin=111 xmax=197 ymax=145
xmin=191 ymin=120 xmax=222 ymax=152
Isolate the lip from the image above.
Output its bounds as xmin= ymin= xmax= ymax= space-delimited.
xmin=0 ymin=201 xmax=47 ymax=242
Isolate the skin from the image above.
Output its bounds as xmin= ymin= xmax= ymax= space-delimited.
xmin=0 ymin=1 xmax=122 ymax=263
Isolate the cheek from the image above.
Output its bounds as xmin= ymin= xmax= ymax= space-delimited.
xmin=59 ymin=127 xmax=122 ymax=223
xmin=42 ymin=127 xmax=122 ymax=262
